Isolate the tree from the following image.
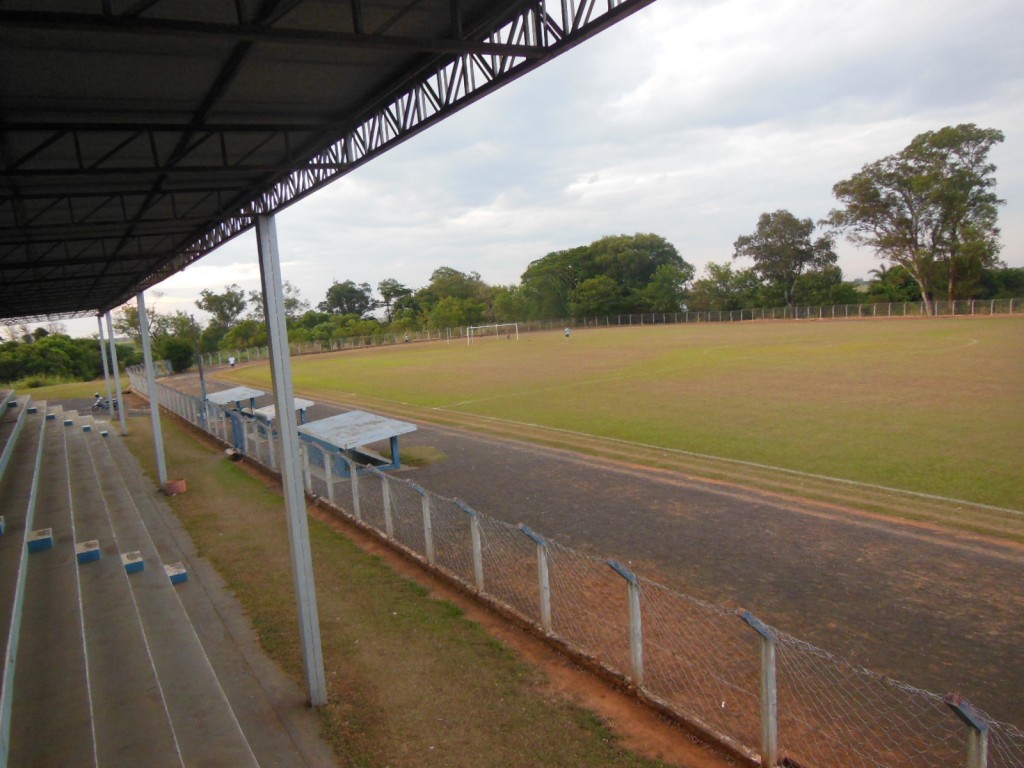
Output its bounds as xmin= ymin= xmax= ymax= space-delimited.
xmin=865 ymin=265 xmax=922 ymax=303
xmin=570 ymin=275 xmax=623 ymax=317
xmin=160 ymin=336 xmax=194 ymax=373
xmin=734 ymin=210 xmax=837 ymax=308
xmin=828 ymin=124 xmax=1004 ymax=313
xmin=688 ymin=262 xmax=765 ymax=312
xmin=378 ymin=278 xmax=412 ymax=323
xmin=196 ymin=284 xmax=247 ymax=327
xmin=520 ymin=234 xmax=690 ymax=318
xmin=635 ymin=262 xmax=695 ymax=313
xmin=247 ymin=280 xmax=309 ymax=322
xmin=318 ymin=280 xmax=376 ymax=317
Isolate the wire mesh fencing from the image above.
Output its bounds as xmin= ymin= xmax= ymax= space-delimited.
xmin=132 ymin=372 xmax=1024 ymax=768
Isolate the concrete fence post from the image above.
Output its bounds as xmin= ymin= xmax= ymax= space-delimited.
xmin=324 ymin=450 xmax=335 ymax=505
xmin=301 ymin=441 xmax=312 ymax=491
xmin=518 ymin=525 xmax=552 ymax=632
xmin=380 ymin=472 xmax=394 ymax=538
xmin=741 ymin=611 xmax=778 ymax=767
xmin=945 ymin=693 xmax=988 ymax=768
xmin=456 ymin=501 xmax=485 ymax=592
xmin=407 ymin=481 xmax=434 ymax=565
xmin=609 ymin=560 xmax=643 ymax=687
xmin=346 ymin=458 xmax=361 ymax=521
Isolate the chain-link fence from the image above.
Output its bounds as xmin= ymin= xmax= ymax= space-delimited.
xmin=129 ymin=370 xmax=1024 ymax=768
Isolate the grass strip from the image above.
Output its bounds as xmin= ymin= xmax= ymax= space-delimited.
xmin=126 ymin=415 xmax=676 ymax=768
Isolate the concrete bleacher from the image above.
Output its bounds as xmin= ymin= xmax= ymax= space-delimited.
xmin=0 ymin=400 xmax=336 ymax=768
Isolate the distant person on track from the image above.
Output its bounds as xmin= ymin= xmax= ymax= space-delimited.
xmin=228 ymin=356 xmax=236 ymax=368
xmin=564 ymin=327 xmax=571 ymax=338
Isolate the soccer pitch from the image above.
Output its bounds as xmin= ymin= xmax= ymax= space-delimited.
xmin=225 ymin=317 xmax=1023 ymax=515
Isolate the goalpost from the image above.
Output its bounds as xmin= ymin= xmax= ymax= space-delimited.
xmin=467 ymin=322 xmax=519 ymax=345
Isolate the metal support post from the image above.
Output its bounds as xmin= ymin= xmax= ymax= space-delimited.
xmin=137 ymin=291 xmax=168 ymax=489
xmin=609 ymin=560 xmax=644 ymax=686
xmin=97 ymin=315 xmax=114 ymax=421
xmin=519 ymin=525 xmax=552 ymax=632
xmin=945 ymin=693 xmax=989 ymax=768
xmin=741 ymin=611 xmax=779 ymax=767
xmin=105 ymin=311 xmax=128 ymax=435
xmin=256 ymin=213 xmax=326 ymax=707
xmin=457 ymin=501 xmax=485 ymax=592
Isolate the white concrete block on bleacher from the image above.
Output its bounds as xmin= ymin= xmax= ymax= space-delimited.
xmin=27 ymin=528 xmax=53 ymax=552
xmin=164 ymin=562 xmax=188 ymax=585
xmin=121 ymin=551 xmax=144 ymax=574
xmin=75 ymin=540 xmax=101 ymax=564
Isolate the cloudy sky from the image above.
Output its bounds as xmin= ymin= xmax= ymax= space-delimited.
xmin=65 ymin=0 xmax=1024 ymax=335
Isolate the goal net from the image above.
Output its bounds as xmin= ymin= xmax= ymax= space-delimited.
xmin=467 ymin=322 xmax=519 ymax=344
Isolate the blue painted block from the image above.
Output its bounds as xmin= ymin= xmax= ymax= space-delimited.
xmin=101 ymin=431 xmax=109 ymax=438
xmin=121 ymin=551 xmax=144 ymax=574
xmin=27 ymin=529 xmax=53 ymax=553
xmin=83 ymin=424 xmax=92 ymax=433
xmin=6 ymin=400 xmax=15 ymax=408
xmin=27 ymin=406 xmax=37 ymax=414
xmin=45 ymin=413 xmax=56 ymax=421
xmin=63 ymin=419 xmax=73 ymax=427
xmin=164 ymin=562 xmax=188 ymax=585
xmin=0 ymin=516 xmax=5 ymax=536
xmin=75 ymin=540 xmax=101 ymax=564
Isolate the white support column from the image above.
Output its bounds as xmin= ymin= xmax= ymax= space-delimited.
xmin=105 ymin=311 xmax=128 ymax=435
xmin=256 ymin=213 xmax=327 ymax=707
xmin=97 ymin=315 xmax=114 ymax=419
xmin=137 ymin=291 xmax=168 ymax=489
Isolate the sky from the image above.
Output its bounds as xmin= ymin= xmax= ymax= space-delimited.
xmin=61 ymin=0 xmax=1024 ymax=336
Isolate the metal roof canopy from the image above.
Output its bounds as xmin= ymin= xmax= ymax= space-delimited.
xmin=0 ymin=0 xmax=656 ymax=324
xmin=298 ymin=410 xmax=416 ymax=450
xmin=205 ymin=385 xmax=266 ymax=405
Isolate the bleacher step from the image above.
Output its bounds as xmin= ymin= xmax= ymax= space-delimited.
xmin=83 ymin=427 xmax=259 ymax=767
xmin=8 ymin=417 xmax=93 ymax=767
xmin=64 ymin=420 xmax=183 ymax=767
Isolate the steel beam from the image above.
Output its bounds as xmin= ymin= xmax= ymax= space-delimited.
xmin=136 ymin=290 xmax=166 ymax=486
xmin=105 ymin=311 xmax=128 ymax=435
xmin=255 ymin=213 xmax=326 ymax=707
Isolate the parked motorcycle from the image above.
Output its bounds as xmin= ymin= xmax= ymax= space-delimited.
xmin=91 ymin=393 xmax=119 ymax=412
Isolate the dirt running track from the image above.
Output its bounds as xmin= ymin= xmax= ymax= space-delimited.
xmin=167 ymin=372 xmax=1024 ymax=729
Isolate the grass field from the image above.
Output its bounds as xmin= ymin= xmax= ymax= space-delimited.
xmin=224 ymin=317 xmax=1024 ymax=514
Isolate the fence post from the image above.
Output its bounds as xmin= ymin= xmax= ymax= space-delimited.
xmin=457 ymin=501 xmax=485 ymax=592
xmin=381 ymin=472 xmax=394 ymax=538
xmin=741 ymin=611 xmax=778 ymax=767
xmin=608 ymin=560 xmax=643 ymax=686
xmin=945 ymin=693 xmax=988 ymax=768
xmin=301 ymin=440 xmax=312 ymax=491
xmin=518 ymin=525 xmax=552 ymax=633
xmin=324 ymin=450 xmax=335 ymax=505
xmin=345 ymin=457 xmax=362 ymax=520
xmin=408 ymin=481 xmax=434 ymax=565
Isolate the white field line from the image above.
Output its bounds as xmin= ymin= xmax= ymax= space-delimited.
xmin=427 ymin=407 xmax=1024 ymax=518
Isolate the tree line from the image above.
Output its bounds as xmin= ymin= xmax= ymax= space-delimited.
xmin=3 ymin=123 xmax=1019 ymax=382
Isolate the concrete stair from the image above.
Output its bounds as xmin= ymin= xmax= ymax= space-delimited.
xmin=0 ymin=401 xmax=332 ymax=768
